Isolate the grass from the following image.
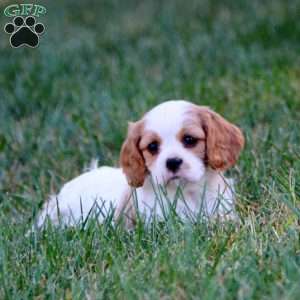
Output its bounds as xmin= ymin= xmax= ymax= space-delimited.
xmin=0 ymin=0 xmax=300 ymax=298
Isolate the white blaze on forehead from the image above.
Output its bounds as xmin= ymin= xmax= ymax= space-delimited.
xmin=144 ymin=100 xmax=191 ymax=138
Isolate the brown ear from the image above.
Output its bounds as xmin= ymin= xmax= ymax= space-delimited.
xmin=197 ymin=107 xmax=245 ymax=171
xmin=120 ymin=121 xmax=147 ymax=187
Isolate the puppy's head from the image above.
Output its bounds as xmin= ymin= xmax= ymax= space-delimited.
xmin=120 ymin=100 xmax=244 ymax=187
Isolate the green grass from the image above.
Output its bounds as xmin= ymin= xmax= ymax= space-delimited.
xmin=0 ymin=0 xmax=300 ymax=298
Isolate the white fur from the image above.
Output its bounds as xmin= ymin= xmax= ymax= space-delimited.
xmin=36 ymin=167 xmax=128 ymax=227
xmin=36 ymin=100 xmax=238 ymax=228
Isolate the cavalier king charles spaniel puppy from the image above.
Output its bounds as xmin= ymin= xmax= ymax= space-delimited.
xmin=36 ymin=100 xmax=244 ymax=228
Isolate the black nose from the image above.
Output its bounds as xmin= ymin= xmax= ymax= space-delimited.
xmin=166 ymin=157 xmax=183 ymax=173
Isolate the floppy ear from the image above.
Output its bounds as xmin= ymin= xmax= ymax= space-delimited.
xmin=120 ymin=121 xmax=147 ymax=187
xmin=198 ymin=107 xmax=245 ymax=171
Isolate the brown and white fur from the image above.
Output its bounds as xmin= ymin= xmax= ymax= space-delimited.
xmin=36 ymin=100 xmax=244 ymax=228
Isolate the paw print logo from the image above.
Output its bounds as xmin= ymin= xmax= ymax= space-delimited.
xmin=4 ymin=16 xmax=45 ymax=48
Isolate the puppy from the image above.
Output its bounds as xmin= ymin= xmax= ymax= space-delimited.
xmin=36 ymin=100 xmax=244 ymax=228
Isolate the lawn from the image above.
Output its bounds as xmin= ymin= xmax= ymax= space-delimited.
xmin=0 ymin=0 xmax=300 ymax=298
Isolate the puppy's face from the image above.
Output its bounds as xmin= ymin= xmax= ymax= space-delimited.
xmin=120 ymin=100 xmax=244 ymax=187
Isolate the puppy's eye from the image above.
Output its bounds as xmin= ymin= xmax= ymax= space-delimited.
xmin=182 ymin=135 xmax=198 ymax=148
xmin=147 ymin=141 xmax=159 ymax=155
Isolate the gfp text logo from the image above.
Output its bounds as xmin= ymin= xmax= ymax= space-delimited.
xmin=3 ymin=4 xmax=46 ymax=48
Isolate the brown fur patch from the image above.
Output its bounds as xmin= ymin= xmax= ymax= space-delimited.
xmin=188 ymin=105 xmax=245 ymax=171
xmin=139 ymin=131 xmax=162 ymax=169
xmin=176 ymin=125 xmax=206 ymax=159
xmin=120 ymin=121 xmax=148 ymax=187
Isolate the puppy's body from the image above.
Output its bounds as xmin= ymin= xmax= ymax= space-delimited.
xmin=37 ymin=100 xmax=244 ymax=227
xmin=37 ymin=166 xmax=235 ymax=227
xmin=37 ymin=167 xmax=128 ymax=227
